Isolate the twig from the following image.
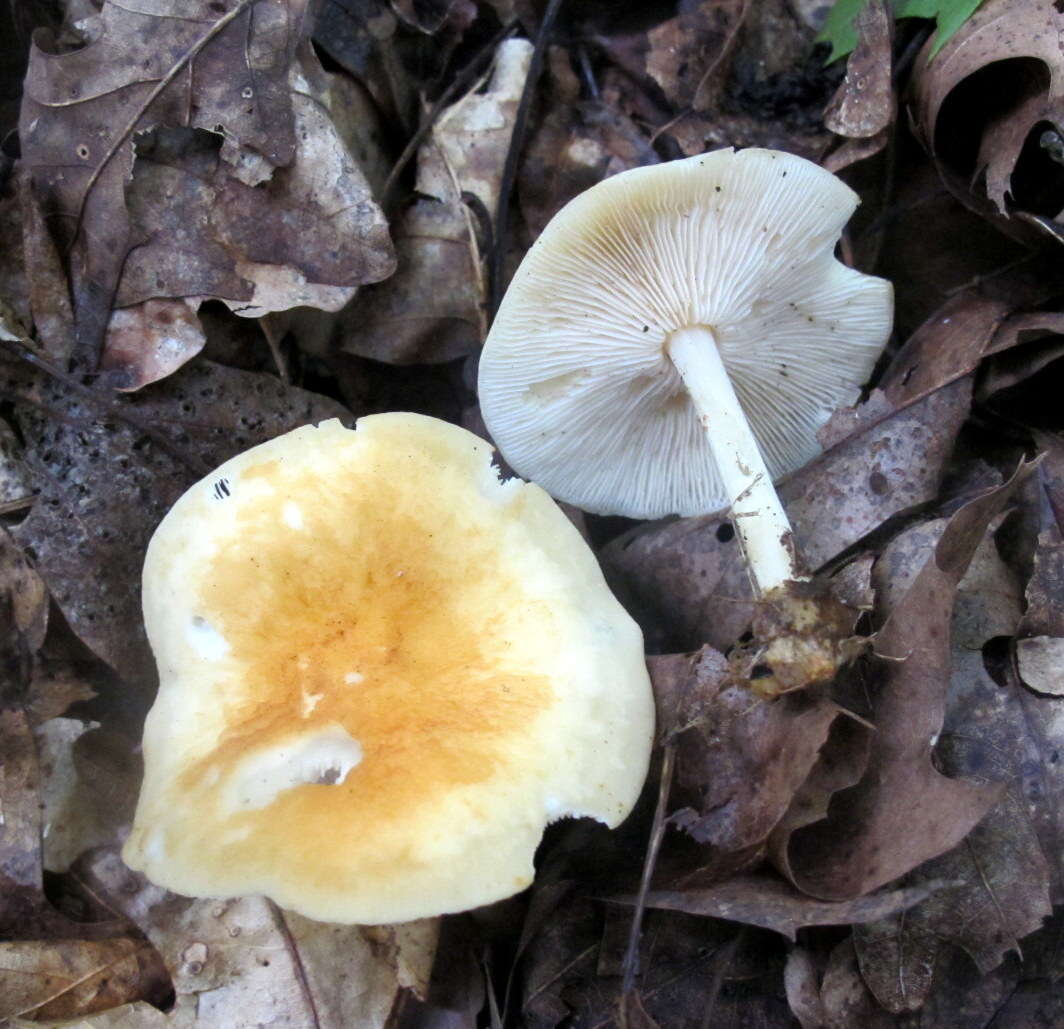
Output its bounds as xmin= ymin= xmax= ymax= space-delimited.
xmin=381 ymin=19 xmax=520 ymax=206
xmin=620 ymin=740 xmax=676 ymax=998
xmin=490 ymin=0 xmax=565 ymax=319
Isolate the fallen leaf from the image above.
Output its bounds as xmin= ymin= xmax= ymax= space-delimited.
xmin=0 ymin=707 xmax=49 ymax=932
xmin=649 ymin=649 xmax=849 ymax=854
xmin=0 ymin=416 xmax=35 ymax=509
xmin=1019 ymin=438 xmax=1064 ymax=639
xmin=520 ymin=898 xmax=791 ymax=1029
xmin=0 ymin=937 xmax=169 ymax=1023
xmin=35 ymin=720 xmax=139 ymax=874
xmin=1016 ymin=636 xmax=1064 ymax=695
xmin=0 ymin=708 xmax=143 ymax=952
xmin=772 ymin=470 xmax=1034 ymax=900
xmin=73 ymin=847 xmax=438 ymax=1029
xmin=618 ymin=874 xmax=942 ymax=942
xmin=519 ymin=48 xmax=658 ymax=241
xmin=853 ymin=555 xmax=1053 ymax=1006
xmin=644 ymin=0 xmax=748 ymax=114
xmin=819 ymin=938 xmax=896 ymax=1029
xmin=784 ymin=947 xmax=827 ymax=1029
xmin=823 ymin=0 xmax=893 ymax=141
xmin=11 ymin=360 xmax=348 ymax=685
xmin=340 ymin=38 xmax=533 ymax=364
xmin=19 ymin=1 xmax=393 ymax=367
xmin=99 ymin=300 xmax=205 ymax=393
xmin=0 ymin=525 xmax=48 ymax=695
xmin=911 ymin=0 xmax=1064 ymax=240
xmin=118 ymin=45 xmax=394 ymax=323
xmin=19 ymin=0 xmax=305 ymax=361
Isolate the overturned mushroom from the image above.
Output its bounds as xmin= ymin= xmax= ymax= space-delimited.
xmin=479 ymin=147 xmax=893 ymax=690
xmin=123 ymin=414 xmax=654 ymax=924
xmin=480 ymin=147 xmax=893 ymax=591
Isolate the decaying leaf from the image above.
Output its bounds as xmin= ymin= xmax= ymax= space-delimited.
xmin=853 ymin=563 xmax=1054 ymax=1013
xmin=99 ymin=300 xmax=206 ymax=393
xmin=649 ymin=649 xmax=851 ymax=855
xmin=771 ymin=469 xmax=1034 ymax=901
xmin=1016 ymin=635 xmax=1064 ymax=695
xmin=912 ymin=0 xmax=1064 ymax=240
xmin=35 ymin=720 xmax=139 ymax=874
xmin=620 ymin=874 xmax=941 ymax=942
xmin=19 ymin=1 xmax=393 ymax=369
xmin=72 ymin=847 xmax=438 ymax=1029
xmin=340 ymin=38 xmax=532 ymax=364
xmin=0 ymin=525 xmax=48 ymax=693
xmin=0 ymin=937 xmax=169 ymax=1024
xmin=823 ymin=0 xmax=893 ymax=142
xmin=11 ymin=361 xmax=348 ymax=684
xmin=644 ymin=0 xmax=748 ymax=115
xmin=519 ymin=48 xmax=658 ymax=241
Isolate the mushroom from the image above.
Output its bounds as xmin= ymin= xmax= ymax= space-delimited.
xmin=122 ymin=414 xmax=654 ymax=925
xmin=478 ymin=147 xmax=893 ymax=600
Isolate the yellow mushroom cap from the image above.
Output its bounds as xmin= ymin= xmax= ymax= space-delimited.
xmin=122 ymin=414 xmax=654 ymax=925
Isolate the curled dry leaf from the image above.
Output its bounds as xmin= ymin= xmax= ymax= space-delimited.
xmin=770 ymin=468 xmax=1036 ymax=901
xmin=340 ymin=38 xmax=533 ymax=365
xmin=911 ymin=0 xmax=1064 ymax=241
xmin=72 ymin=847 xmax=438 ymax=1029
xmin=11 ymin=361 xmax=348 ymax=685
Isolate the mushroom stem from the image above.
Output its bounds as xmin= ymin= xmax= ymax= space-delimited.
xmin=667 ymin=326 xmax=802 ymax=596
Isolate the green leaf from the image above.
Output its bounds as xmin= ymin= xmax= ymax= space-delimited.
xmin=815 ymin=0 xmax=868 ymax=64
xmin=816 ymin=0 xmax=989 ymax=65
xmin=895 ymin=0 xmax=987 ymax=58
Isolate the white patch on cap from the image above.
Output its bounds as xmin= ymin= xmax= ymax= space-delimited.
xmin=186 ymin=616 xmax=230 ymax=660
xmin=344 ymin=671 xmax=363 ymax=685
xmin=301 ymin=689 xmax=323 ymax=717
xmin=227 ymin=724 xmax=363 ymax=811
xmin=282 ymin=501 xmax=305 ymax=530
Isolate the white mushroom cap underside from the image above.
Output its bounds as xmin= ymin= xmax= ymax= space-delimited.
xmin=479 ymin=148 xmax=894 ymax=518
xmin=122 ymin=414 xmax=654 ymax=925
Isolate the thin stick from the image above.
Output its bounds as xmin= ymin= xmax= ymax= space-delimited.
xmin=620 ymin=740 xmax=676 ymax=998
xmin=490 ymin=0 xmax=565 ymax=319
